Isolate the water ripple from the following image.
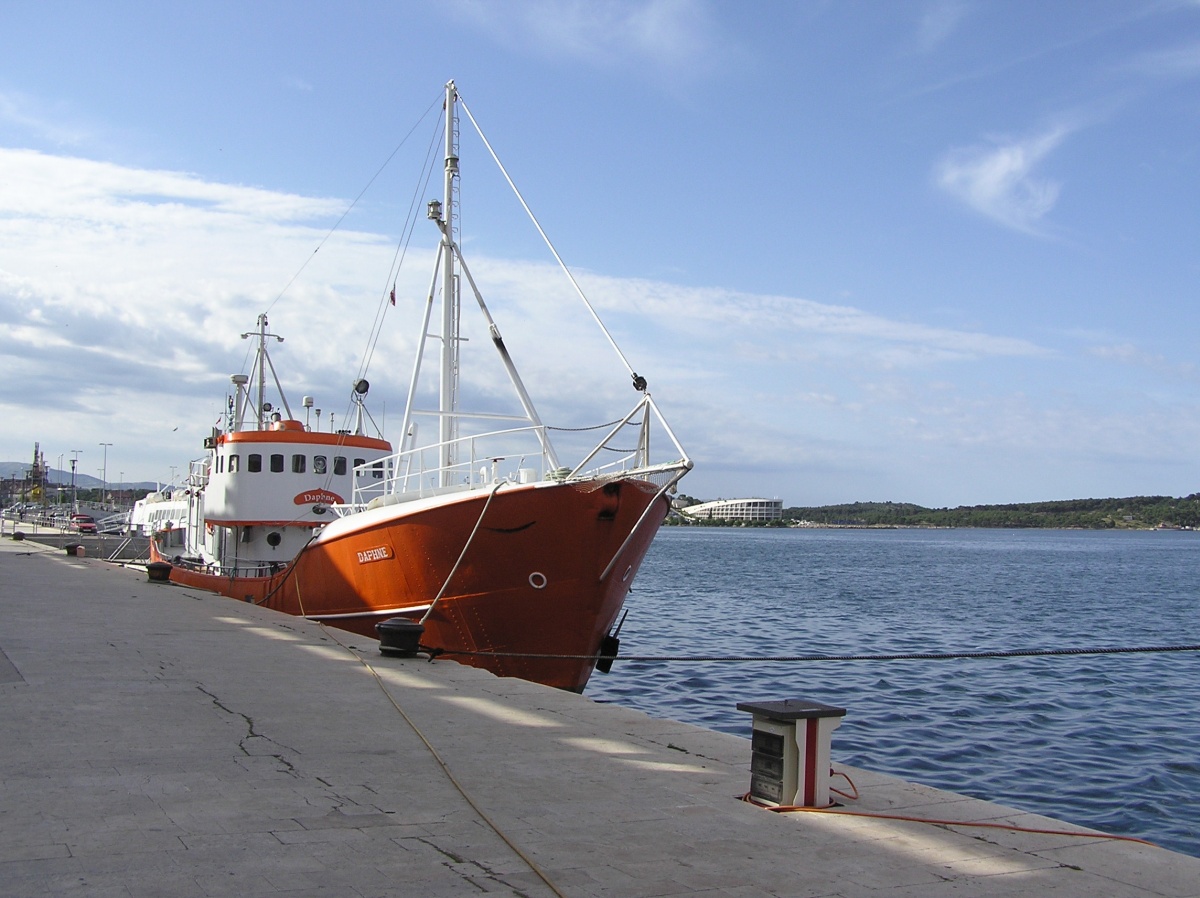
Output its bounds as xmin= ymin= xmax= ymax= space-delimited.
xmin=587 ymin=527 xmax=1200 ymax=857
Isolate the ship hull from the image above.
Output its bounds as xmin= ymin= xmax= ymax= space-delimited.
xmin=152 ymin=476 xmax=668 ymax=692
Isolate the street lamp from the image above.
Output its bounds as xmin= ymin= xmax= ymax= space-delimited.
xmin=99 ymin=442 xmax=112 ymax=508
xmin=70 ymin=450 xmax=81 ymax=512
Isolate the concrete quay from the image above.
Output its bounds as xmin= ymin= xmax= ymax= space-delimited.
xmin=0 ymin=515 xmax=150 ymax=562
xmin=2 ymin=535 xmax=1198 ymax=898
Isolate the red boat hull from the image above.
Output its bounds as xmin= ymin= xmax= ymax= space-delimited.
xmin=153 ymin=477 xmax=668 ymax=692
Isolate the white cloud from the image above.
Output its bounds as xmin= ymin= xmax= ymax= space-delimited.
xmin=1129 ymin=39 xmax=1200 ymax=78
xmin=2 ymin=148 xmax=341 ymax=221
xmin=915 ymin=0 xmax=968 ymax=54
xmin=1 ymin=147 xmax=1192 ymax=506
xmin=445 ymin=0 xmax=721 ymax=76
xmin=0 ymin=88 xmax=90 ymax=146
xmin=577 ymin=273 xmax=1047 ymax=364
xmin=935 ymin=125 xmax=1072 ymax=235
xmin=0 ymin=148 xmax=420 ymax=481
xmin=1087 ymin=342 xmax=1198 ymax=381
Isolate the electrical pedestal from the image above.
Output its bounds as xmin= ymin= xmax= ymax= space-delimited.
xmin=737 ymin=698 xmax=847 ymax=808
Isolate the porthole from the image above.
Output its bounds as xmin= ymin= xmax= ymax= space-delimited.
xmin=528 ymin=571 xmax=547 ymax=589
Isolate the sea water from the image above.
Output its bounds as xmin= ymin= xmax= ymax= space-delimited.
xmin=585 ymin=527 xmax=1200 ymax=857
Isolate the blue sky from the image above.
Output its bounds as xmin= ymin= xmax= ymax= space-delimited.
xmin=3 ymin=0 xmax=1200 ymax=507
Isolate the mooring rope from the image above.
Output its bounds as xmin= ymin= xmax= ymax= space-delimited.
xmin=420 ymin=480 xmax=505 ymax=625
xmin=321 ymin=625 xmax=569 ymax=898
xmin=434 ymin=643 xmax=1200 ymax=664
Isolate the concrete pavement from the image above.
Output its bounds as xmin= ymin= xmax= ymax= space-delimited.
xmin=2 ymin=533 xmax=1197 ymax=897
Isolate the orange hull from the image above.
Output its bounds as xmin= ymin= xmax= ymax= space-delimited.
xmin=149 ymin=548 xmax=283 ymax=605
xmin=153 ymin=477 xmax=668 ymax=691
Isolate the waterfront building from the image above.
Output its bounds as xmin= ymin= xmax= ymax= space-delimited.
xmin=681 ymin=497 xmax=783 ymax=522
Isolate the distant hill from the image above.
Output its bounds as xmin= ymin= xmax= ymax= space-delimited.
xmin=667 ymin=494 xmax=1200 ymax=530
xmin=0 ymin=462 xmax=158 ymax=492
xmin=782 ymin=497 xmax=1200 ymax=530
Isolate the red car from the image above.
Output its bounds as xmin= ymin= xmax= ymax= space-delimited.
xmin=70 ymin=514 xmax=97 ymax=534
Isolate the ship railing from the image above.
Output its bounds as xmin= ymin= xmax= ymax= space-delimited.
xmin=567 ymin=393 xmax=691 ymax=483
xmin=336 ymin=395 xmax=691 ymax=514
xmin=187 ymin=457 xmax=210 ymax=490
xmin=341 ymin=424 xmax=554 ymax=511
xmin=170 ymin=556 xmax=283 ymax=579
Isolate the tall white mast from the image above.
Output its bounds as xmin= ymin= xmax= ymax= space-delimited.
xmin=439 ymin=80 xmax=460 ymax=485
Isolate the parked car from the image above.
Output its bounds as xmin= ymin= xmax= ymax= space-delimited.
xmin=70 ymin=514 xmax=98 ymax=534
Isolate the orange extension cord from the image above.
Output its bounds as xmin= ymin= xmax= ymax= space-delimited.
xmin=743 ymin=769 xmax=1159 ymax=847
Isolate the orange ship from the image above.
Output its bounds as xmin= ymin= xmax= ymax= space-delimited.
xmin=150 ymin=81 xmax=691 ymax=692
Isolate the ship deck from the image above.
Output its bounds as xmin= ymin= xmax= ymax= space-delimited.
xmin=2 ymin=531 xmax=1197 ymax=897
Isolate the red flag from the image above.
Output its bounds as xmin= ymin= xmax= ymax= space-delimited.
xmin=389 ymin=288 xmax=396 ymax=306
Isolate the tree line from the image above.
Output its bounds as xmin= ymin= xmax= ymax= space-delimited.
xmin=783 ymin=496 xmax=1200 ymax=529
xmin=669 ymin=495 xmax=1200 ymax=529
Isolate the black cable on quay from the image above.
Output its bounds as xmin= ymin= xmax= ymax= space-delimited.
xmin=435 ymin=643 xmax=1200 ymax=664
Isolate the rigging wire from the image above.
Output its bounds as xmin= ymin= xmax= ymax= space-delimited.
xmin=355 ymin=102 xmax=446 ymax=387
xmin=218 ymin=91 xmax=445 ymax=504
xmin=336 ymin=95 xmax=444 ymax=447
xmin=456 ymin=90 xmax=642 ymax=384
xmin=264 ymin=93 xmax=442 ymax=318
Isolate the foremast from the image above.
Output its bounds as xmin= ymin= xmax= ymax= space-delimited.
xmin=229 ymin=312 xmax=373 ymax=440
xmin=234 ymin=313 xmax=290 ymax=432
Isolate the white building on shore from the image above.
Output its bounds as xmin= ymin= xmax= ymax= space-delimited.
xmin=680 ymin=497 xmax=784 ymax=522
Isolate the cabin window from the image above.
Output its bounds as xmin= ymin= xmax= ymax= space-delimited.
xmin=228 ymin=454 xmax=240 ymax=473
xmin=292 ymin=454 xmax=306 ymax=473
xmin=216 ymin=455 xmax=224 ymax=473
xmin=270 ymin=454 xmax=284 ymax=473
xmin=333 ymin=456 xmax=347 ymax=476
xmin=314 ymin=455 xmax=327 ymax=475
xmin=248 ymin=453 xmax=262 ymax=473
xmin=372 ymin=461 xmax=384 ymax=480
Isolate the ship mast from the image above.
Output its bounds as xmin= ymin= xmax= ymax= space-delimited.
xmin=396 ymin=79 xmax=562 ymax=488
xmin=240 ymin=313 xmax=290 ymax=430
xmin=439 ymin=81 xmax=461 ymax=485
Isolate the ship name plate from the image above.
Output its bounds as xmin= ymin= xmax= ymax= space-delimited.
xmin=356 ymin=545 xmax=393 ymax=564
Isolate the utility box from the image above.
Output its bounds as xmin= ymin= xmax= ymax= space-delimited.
xmin=737 ymin=698 xmax=846 ymax=808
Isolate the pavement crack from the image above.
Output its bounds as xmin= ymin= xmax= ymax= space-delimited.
xmin=197 ymin=685 xmax=301 ymax=776
xmin=413 ymin=837 xmax=533 ymax=896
